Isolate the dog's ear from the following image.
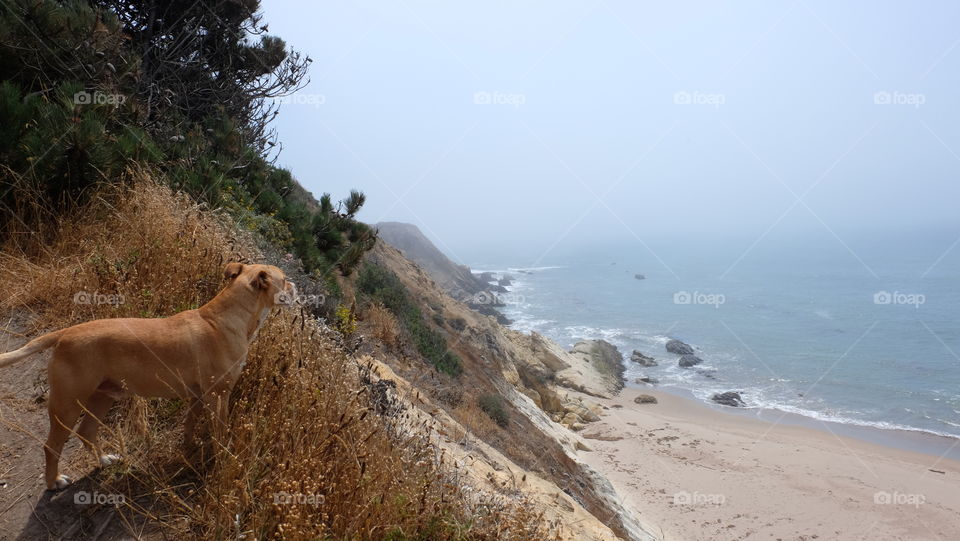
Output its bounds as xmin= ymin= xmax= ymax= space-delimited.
xmin=253 ymin=270 xmax=271 ymax=290
xmin=224 ymin=262 xmax=244 ymax=281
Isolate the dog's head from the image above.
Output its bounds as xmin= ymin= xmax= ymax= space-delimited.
xmin=223 ymin=262 xmax=297 ymax=307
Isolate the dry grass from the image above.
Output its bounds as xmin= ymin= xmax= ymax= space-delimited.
xmin=0 ymin=171 xmax=560 ymax=540
xmin=363 ymin=301 xmax=402 ymax=349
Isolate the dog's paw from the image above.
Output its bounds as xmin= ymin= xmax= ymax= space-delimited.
xmin=99 ymin=454 xmax=121 ymax=467
xmin=49 ymin=475 xmax=72 ymax=491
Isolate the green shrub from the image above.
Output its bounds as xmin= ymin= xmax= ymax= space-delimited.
xmin=0 ymin=0 xmax=375 ymax=277
xmin=478 ymin=394 xmax=510 ymax=428
xmin=358 ymin=263 xmax=463 ymax=376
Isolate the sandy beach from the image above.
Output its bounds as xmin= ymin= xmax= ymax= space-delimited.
xmin=576 ymin=386 xmax=960 ymax=541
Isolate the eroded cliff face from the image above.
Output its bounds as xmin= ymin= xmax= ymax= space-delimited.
xmin=359 ymin=240 xmax=660 ymax=541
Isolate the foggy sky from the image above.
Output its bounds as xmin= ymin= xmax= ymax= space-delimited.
xmin=262 ymin=0 xmax=960 ymax=265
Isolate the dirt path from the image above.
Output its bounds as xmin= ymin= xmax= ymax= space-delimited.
xmin=0 ymin=323 xmax=160 ymax=541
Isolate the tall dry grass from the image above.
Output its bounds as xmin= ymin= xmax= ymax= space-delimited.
xmin=0 ymin=171 xmax=559 ymax=540
xmin=362 ymin=301 xmax=402 ymax=349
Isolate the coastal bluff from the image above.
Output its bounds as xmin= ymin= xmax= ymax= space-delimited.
xmin=367 ymin=234 xmax=658 ymax=541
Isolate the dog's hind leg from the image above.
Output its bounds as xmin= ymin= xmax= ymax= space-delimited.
xmin=77 ymin=391 xmax=118 ymax=467
xmin=44 ymin=394 xmax=83 ymax=490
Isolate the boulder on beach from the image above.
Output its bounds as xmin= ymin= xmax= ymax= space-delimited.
xmin=678 ymin=354 xmax=703 ymax=368
xmin=635 ymin=377 xmax=659 ymax=385
xmin=711 ymin=391 xmax=745 ymax=407
xmin=665 ymin=339 xmax=694 ymax=355
xmin=634 ymin=394 xmax=658 ymax=404
xmin=630 ymin=350 xmax=658 ymax=366
xmin=569 ymin=339 xmax=627 ymax=394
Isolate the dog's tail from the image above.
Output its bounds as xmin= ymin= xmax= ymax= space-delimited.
xmin=0 ymin=330 xmax=65 ymax=369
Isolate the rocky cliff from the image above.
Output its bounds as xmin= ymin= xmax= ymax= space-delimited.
xmin=360 ymin=237 xmax=659 ymax=541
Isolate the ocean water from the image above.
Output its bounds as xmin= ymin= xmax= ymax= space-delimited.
xmin=468 ymin=231 xmax=960 ymax=446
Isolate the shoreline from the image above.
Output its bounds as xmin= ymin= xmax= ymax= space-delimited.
xmin=647 ymin=383 xmax=960 ymax=462
xmin=575 ymin=385 xmax=960 ymax=541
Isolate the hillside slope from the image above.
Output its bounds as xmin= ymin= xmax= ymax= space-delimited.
xmin=359 ymin=240 xmax=661 ymax=541
xmin=0 ymin=178 xmax=561 ymax=540
xmin=375 ymin=222 xmax=488 ymax=300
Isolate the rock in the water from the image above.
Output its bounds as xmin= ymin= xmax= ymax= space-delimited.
xmin=630 ymin=350 xmax=658 ymax=366
xmin=635 ymin=377 xmax=659 ymax=385
xmin=634 ymin=394 xmax=658 ymax=404
xmin=696 ymin=369 xmax=717 ymax=380
xmin=498 ymin=276 xmax=513 ymax=287
xmin=666 ymin=339 xmax=695 ymax=355
xmin=634 ymin=273 xmax=645 ymax=280
xmin=711 ymin=391 xmax=745 ymax=407
xmin=678 ymin=354 xmax=703 ymax=368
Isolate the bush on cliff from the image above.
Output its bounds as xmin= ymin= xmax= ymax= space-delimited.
xmin=357 ymin=262 xmax=464 ymax=376
xmin=478 ymin=393 xmax=511 ymax=428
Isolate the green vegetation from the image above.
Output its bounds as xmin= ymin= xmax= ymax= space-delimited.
xmin=334 ymin=303 xmax=357 ymax=336
xmin=357 ymin=262 xmax=463 ymax=376
xmin=0 ymin=0 xmax=374 ymax=275
xmin=477 ymin=393 xmax=510 ymax=428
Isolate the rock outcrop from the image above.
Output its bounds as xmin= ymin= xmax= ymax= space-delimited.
xmin=678 ymin=354 xmax=703 ymax=368
xmin=364 ymin=358 xmax=654 ymax=541
xmin=630 ymin=350 xmax=657 ymax=366
xmin=569 ymin=340 xmax=626 ymax=394
xmin=665 ymin=339 xmax=694 ymax=355
xmin=711 ymin=391 xmax=745 ymax=407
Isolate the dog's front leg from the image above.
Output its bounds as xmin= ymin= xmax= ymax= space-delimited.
xmin=182 ymin=395 xmax=203 ymax=458
xmin=203 ymin=384 xmax=232 ymax=443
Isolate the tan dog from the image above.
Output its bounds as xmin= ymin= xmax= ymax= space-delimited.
xmin=0 ymin=262 xmax=296 ymax=490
